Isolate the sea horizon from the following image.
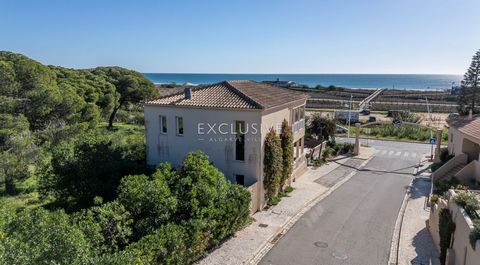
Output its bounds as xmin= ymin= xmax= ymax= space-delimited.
xmin=143 ymin=73 xmax=463 ymax=90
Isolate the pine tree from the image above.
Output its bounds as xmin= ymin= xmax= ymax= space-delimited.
xmin=458 ymin=49 xmax=480 ymax=115
xmin=280 ymin=119 xmax=293 ymax=190
xmin=263 ymin=127 xmax=283 ymax=203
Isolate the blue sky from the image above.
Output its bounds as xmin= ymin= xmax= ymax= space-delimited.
xmin=1 ymin=0 xmax=479 ymax=74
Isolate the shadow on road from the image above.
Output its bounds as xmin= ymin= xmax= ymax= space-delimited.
xmin=333 ymin=158 xmax=417 ymax=176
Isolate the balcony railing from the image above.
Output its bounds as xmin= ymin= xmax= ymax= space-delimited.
xmin=293 ymin=119 xmax=305 ymax=133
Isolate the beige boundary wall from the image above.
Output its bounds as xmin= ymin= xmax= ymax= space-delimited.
xmin=247 ymin=182 xmax=261 ymax=214
xmin=428 ymin=191 xmax=480 ymax=265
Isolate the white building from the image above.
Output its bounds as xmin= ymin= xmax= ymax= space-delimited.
xmin=433 ymin=113 xmax=480 ymax=185
xmin=143 ymin=80 xmax=308 ymax=211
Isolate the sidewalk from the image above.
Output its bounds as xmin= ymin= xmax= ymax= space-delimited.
xmin=398 ymin=163 xmax=440 ymax=265
xmin=197 ymin=148 xmax=374 ymax=265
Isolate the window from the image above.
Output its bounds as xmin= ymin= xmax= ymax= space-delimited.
xmin=235 ymin=174 xmax=245 ymax=186
xmin=159 ymin=115 xmax=167 ymax=134
xmin=235 ymin=120 xmax=245 ymax=161
xmin=176 ymin=116 xmax=184 ymax=135
xmin=293 ymin=107 xmax=304 ymax=123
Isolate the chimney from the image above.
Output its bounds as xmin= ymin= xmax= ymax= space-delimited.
xmin=468 ymin=109 xmax=473 ymax=120
xmin=184 ymin=87 xmax=192 ymax=99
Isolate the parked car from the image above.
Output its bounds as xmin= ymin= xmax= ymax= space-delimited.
xmin=336 ymin=125 xmax=348 ymax=133
xmin=448 ymin=113 xmax=460 ymax=119
xmin=387 ymin=110 xmax=407 ymax=118
xmin=360 ymin=109 xmax=370 ymax=115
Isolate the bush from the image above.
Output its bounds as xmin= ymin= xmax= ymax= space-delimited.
xmin=435 ymin=177 xmax=461 ymax=195
xmin=126 ymin=223 xmax=189 ymax=265
xmin=284 ymin=186 xmax=294 ymax=193
xmin=0 ymin=208 xmax=94 ymax=265
xmin=39 ymin=131 xmax=147 ymax=209
xmin=117 ymin=166 xmax=177 ymax=238
xmin=268 ymin=196 xmax=281 ymax=206
xmin=74 ymin=200 xmax=133 ymax=253
xmin=170 ymin=151 xmax=251 ymax=248
xmin=454 ymin=192 xmax=480 ymax=218
xmin=470 ymin=222 xmax=480 ymax=249
xmin=430 ymin=195 xmax=439 ymax=204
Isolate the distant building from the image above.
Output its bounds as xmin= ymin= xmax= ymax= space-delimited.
xmin=143 ymin=80 xmax=308 ymax=212
xmin=262 ymin=79 xmax=306 ymax=88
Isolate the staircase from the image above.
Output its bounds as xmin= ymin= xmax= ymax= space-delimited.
xmin=434 ymin=163 xmax=466 ymax=182
xmin=432 ymin=153 xmax=468 ymax=182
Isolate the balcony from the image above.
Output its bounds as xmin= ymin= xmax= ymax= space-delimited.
xmin=293 ymin=119 xmax=305 ymax=134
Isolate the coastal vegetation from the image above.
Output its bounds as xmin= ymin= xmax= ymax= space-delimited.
xmin=0 ymin=51 xmax=251 ymax=264
xmin=457 ymin=49 xmax=480 ymax=115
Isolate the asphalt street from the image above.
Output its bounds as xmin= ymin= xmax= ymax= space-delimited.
xmin=259 ymin=140 xmax=430 ymax=265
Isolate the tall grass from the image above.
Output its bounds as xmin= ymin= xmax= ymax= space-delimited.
xmin=352 ymin=125 xmax=448 ymax=142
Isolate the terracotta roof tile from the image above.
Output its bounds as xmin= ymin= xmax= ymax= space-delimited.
xmin=144 ymin=80 xmax=307 ymax=110
xmin=448 ymin=115 xmax=480 ymax=141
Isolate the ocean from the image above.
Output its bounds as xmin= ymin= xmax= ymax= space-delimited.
xmin=143 ymin=73 xmax=463 ymax=90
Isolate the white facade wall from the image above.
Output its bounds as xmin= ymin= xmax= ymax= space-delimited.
xmin=448 ymin=127 xmax=480 ymax=181
xmin=144 ymin=101 xmax=306 ymax=212
xmin=144 ymin=105 xmax=262 ymax=186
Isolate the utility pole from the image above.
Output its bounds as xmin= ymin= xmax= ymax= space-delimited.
xmin=347 ymin=94 xmax=353 ymax=139
xmin=425 ymin=96 xmax=434 ymax=160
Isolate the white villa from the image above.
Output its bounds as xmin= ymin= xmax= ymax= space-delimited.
xmin=143 ymin=80 xmax=308 ymax=211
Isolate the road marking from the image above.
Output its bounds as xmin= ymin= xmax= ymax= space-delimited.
xmin=380 ymin=150 xmax=387 ymax=155
xmin=411 ymin=153 xmax=417 ymax=158
xmin=388 ymin=151 xmax=394 ymax=156
xmin=404 ymin=152 xmax=409 ymax=157
xmin=395 ymin=152 xmax=401 ymax=156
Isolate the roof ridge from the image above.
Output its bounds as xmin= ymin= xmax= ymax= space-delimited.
xmin=224 ymin=81 xmax=264 ymax=109
xmin=144 ymin=85 xmax=210 ymax=103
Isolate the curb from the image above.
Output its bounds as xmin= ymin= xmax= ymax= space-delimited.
xmin=247 ymin=153 xmax=375 ymax=265
xmin=388 ymin=154 xmax=430 ymax=265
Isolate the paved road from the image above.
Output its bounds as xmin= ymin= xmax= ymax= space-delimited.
xmin=259 ymin=140 xmax=430 ymax=265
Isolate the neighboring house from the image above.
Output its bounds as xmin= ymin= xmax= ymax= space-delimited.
xmin=428 ymin=113 xmax=480 ymax=265
xmin=143 ymin=80 xmax=308 ymax=212
xmin=433 ymin=113 xmax=480 ymax=185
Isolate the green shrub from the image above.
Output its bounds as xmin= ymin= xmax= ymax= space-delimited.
xmin=430 ymin=195 xmax=439 ymax=204
xmin=454 ymin=192 xmax=480 ymax=218
xmin=470 ymin=222 xmax=480 ymax=249
xmin=74 ymin=200 xmax=133 ymax=253
xmin=435 ymin=177 xmax=461 ymax=195
xmin=284 ymin=186 xmax=294 ymax=193
xmin=322 ymin=146 xmax=334 ymax=160
xmin=126 ymin=223 xmax=189 ymax=265
xmin=268 ymin=196 xmax=281 ymax=206
xmin=0 ymin=208 xmax=94 ymax=265
xmin=117 ymin=167 xmax=177 ymax=238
